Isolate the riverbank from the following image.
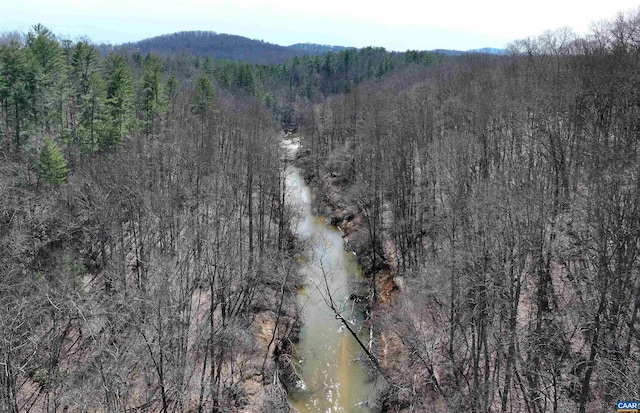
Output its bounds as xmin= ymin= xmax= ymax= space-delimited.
xmin=293 ymin=135 xmax=448 ymax=411
xmin=280 ymin=134 xmax=378 ymax=412
xmin=291 ymin=136 xmax=414 ymax=409
xmin=293 ymin=143 xmax=398 ymax=300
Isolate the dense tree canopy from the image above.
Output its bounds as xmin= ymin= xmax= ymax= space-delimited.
xmin=1 ymin=11 xmax=640 ymax=411
xmin=299 ymin=10 xmax=640 ymax=412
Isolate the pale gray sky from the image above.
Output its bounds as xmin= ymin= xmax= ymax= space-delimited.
xmin=1 ymin=0 xmax=638 ymax=50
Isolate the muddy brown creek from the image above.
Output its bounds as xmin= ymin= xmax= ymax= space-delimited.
xmin=282 ymin=137 xmax=375 ymax=412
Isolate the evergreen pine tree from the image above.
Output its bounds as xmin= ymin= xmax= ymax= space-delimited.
xmin=37 ymin=138 xmax=68 ymax=185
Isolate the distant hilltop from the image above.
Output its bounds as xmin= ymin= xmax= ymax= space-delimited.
xmin=429 ymin=47 xmax=508 ymax=56
xmin=122 ymin=31 xmax=306 ymax=65
xmin=122 ymin=30 xmax=506 ymax=64
xmin=287 ymin=43 xmax=352 ymax=54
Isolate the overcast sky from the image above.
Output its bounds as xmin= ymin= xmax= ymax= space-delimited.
xmin=1 ymin=0 xmax=639 ymax=50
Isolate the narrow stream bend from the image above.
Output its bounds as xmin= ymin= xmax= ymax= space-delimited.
xmin=281 ymin=137 xmax=375 ymax=412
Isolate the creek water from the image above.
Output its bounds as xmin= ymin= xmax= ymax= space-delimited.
xmin=281 ymin=138 xmax=375 ymax=412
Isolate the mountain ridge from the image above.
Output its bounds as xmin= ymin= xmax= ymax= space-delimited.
xmin=124 ymin=30 xmax=507 ymax=64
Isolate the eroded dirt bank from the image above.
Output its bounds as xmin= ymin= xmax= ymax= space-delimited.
xmin=291 ymin=137 xmax=434 ymax=411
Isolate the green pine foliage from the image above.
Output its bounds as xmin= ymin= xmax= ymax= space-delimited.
xmin=191 ymin=75 xmax=214 ymax=115
xmin=140 ymin=54 xmax=167 ymax=138
xmin=104 ymin=54 xmax=133 ymax=152
xmin=0 ymin=40 xmax=32 ymax=147
xmin=37 ymin=137 xmax=68 ymax=185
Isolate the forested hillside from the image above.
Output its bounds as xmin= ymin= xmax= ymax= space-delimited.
xmin=126 ymin=31 xmax=308 ymax=65
xmin=0 ymin=22 xmax=444 ymax=411
xmin=1 ymin=9 xmax=639 ymax=413
xmin=0 ymin=24 xmax=302 ymax=412
xmin=287 ymin=43 xmax=349 ymax=54
xmin=299 ymin=13 xmax=640 ymax=413
xmin=0 ymin=25 xmax=438 ymax=412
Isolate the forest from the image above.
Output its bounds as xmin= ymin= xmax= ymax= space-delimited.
xmin=0 ymin=8 xmax=639 ymax=413
xmin=125 ymin=31 xmax=315 ymax=65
